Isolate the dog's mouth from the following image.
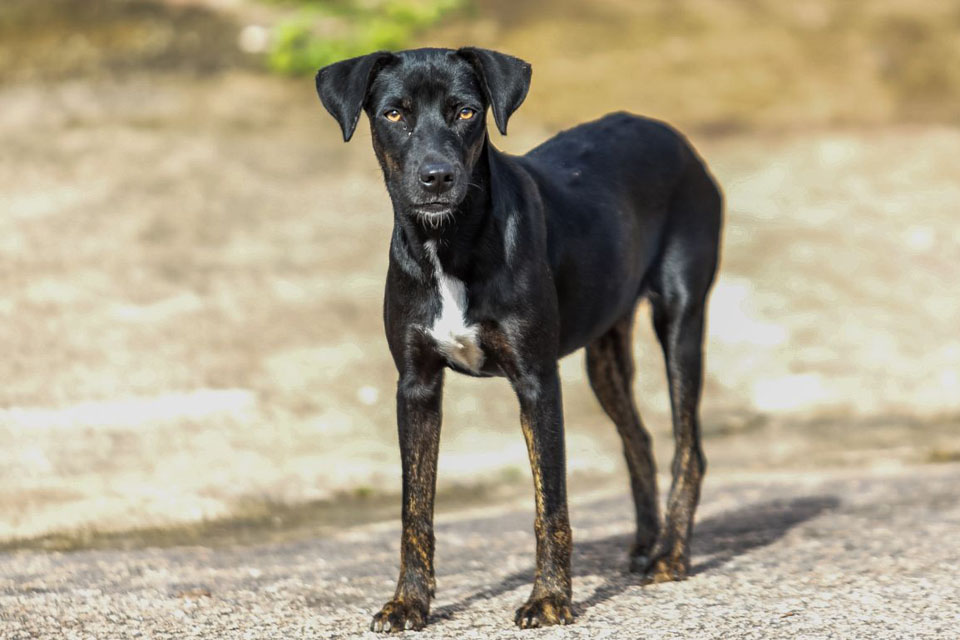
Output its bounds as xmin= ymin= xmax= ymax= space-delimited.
xmin=410 ymin=202 xmax=455 ymax=229
xmin=412 ymin=202 xmax=454 ymax=215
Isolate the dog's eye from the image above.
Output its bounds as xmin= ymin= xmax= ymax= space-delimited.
xmin=384 ymin=109 xmax=402 ymax=122
xmin=458 ymin=107 xmax=476 ymax=121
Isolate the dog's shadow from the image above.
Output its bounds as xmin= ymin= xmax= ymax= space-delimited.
xmin=431 ymin=494 xmax=839 ymax=620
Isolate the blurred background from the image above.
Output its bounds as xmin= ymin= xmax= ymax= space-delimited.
xmin=1 ymin=0 xmax=958 ymax=549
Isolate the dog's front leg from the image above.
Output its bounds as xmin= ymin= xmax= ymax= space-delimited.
xmin=371 ymin=365 xmax=444 ymax=633
xmin=512 ymin=367 xmax=574 ymax=628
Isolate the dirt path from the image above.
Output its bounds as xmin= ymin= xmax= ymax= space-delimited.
xmin=2 ymin=463 xmax=958 ymax=639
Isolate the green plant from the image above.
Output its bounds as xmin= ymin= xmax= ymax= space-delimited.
xmin=266 ymin=0 xmax=467 ymax=75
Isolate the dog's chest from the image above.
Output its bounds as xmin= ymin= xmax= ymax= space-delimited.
xmin=424 ymin=241 xmax=484 ymax=372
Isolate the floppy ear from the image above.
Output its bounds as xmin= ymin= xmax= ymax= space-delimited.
xmin=456 ymin=47 xmax=532 ymax=135
xmin=315 ymin=51 xmax=394 ymax=142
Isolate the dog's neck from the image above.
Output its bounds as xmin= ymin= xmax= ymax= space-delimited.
xmin=391 ymin=141 xmax=506 ymax=283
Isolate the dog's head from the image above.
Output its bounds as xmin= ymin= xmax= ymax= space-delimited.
xmin=316 ymin=48 xmax=531 ymax=223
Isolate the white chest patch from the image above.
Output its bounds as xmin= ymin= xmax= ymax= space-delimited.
xmin=424 ymin=241 xmax=484 ymax=372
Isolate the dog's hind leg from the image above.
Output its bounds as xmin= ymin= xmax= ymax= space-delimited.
xmin=585 ymin=313 xmax=660 ymax=571
xmin=645 ymin=293 xmax=706 ymax=583
xmin=643 ymin=163 xmax=721 ymax=583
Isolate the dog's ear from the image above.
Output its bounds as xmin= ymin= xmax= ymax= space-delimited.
xmin=457 ymin=47 xmax=532 ymax=135
xmin=315 ymin=51 xmax=394 ymax=142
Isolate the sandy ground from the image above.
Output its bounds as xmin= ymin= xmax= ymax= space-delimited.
xmin=1 ymin=463 xmax=958 ymax=639
xmin=1 ymin=69 xmax=959 ymax=544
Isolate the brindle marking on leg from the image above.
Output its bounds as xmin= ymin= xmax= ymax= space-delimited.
xmin=371 ymin=356 xmax=443 ymax=632
xmin=482 ymin=322 xmax=573 ymax=628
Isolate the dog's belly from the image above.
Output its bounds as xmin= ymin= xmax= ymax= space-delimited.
xmin=548 ymin=207 xmax=661 ymax=355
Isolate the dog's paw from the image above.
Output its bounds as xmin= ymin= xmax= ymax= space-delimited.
xmin=514 ymin=594 xmax=574 ymax=629
xmin=640 ymin=552 xmax=689 ymax=584
xmin=629 ymin=552 xmax=650 ymax=574
xmin=628 ymin=539 xmax=657 ymax=574
xmin=370 ymin=599 xmax=428 ymax=633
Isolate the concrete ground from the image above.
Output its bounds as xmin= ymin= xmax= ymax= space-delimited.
xmin=2 ymin=463 xmax=958 ymax=639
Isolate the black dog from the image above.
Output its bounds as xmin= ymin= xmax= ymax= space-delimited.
xmin=316 ymin=47 xmax=722 ymax=632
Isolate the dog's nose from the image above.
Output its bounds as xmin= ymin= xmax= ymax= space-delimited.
xmin=418 ymin=162 xmax=456 ymax=194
